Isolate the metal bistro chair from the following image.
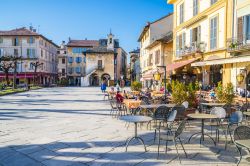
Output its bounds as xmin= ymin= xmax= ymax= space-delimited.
xmin=209 ymin=107 xmax=227 ymax=142
xmin=109 ymin=99 xmax=118 ymax=117
xmin=173 ymin=105 xmax=186 ymax=124
xmin=233 ymin=125 xmax=250 ymax=166
xmin=218 ymin=111 xmax=244 ymax=150
xmin=157 ymin=119 xmax=188 ymax=162
xmin=152 ymin=106 xmax=170 ymax=142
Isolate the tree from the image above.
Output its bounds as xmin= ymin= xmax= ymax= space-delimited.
xmin=0 ymin=55 xmax=14 ymax=85
xmin=30 ymin=61 xmax=43 ymax=85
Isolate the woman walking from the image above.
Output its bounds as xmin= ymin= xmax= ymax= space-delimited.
xmin=101 ymin=80 xmax=107 ymax=93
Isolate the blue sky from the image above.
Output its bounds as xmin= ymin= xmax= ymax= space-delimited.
xmin=0 ymin=0 xmax=173 ymax=55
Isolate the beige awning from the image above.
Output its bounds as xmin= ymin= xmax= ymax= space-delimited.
xmin=191 ymin=55 xmax=250 ymax=67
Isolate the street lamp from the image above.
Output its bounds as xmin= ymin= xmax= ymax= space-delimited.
xmin=154 ymin=66 xmax=167 ymax=103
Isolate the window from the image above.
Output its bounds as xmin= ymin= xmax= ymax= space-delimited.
xmin=193 ymin=0 xmax=198 ymax=16
xmin=75 ymin=67 xmax=81 ymax=73
xmin=179 ymin=3 xmax=184 ymax=24
xmin=155 ymin=50 xmax=160 ymax=64
xmin=68 ymin=67 xmax=73 ymax=74
xmin=14 ymin=49 xmax=18 ymax=56
xmin=210 ymin=16 xmax=218 ymax=50
xmin=68 ymin=57 xmax=73 ymax=63
xmin=0 ymin=37 xmax=3 ymax=43
xmin=148 ymin=54 xmax=153 ymax=66
xmin=29 ymin=63 xmax=34 ymax=70
xmin=72 ymin=47 xmax=86 ymax=54
xmin=211 ymin=0 xmax=217 ymax=5
xmin=27 ymin=49 xmax=36 ymax=58
xmin=244 ymin=15 xmax=250 ymax=41
xmin=0 ymin=48 xmax=3 ymax=57
xmin=62 ymin=69 xmax=65 ymax=76
xmin=13 ymin=37 xmax=19 ymax=46
xmin=190 ymin=26 xmax=201 ymax=44
xmin=98 ymin=60 xmax=102 ymax=69
xmin=75 ymin=57 xmax=82 ymax=63
xmin=62 ymin=58 xmax=65 ymax=64
xmin=28 ymin=36 xmax=34 ymax=44
xmin=176 ymin=32 xmax=186 ymax=57
xmin=41 ymin=50 xmax=43 ymax=57
xmin=109 ymin=38 xmax=112 ymax=44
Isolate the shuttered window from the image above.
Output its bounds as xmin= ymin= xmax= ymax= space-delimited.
xmin=210 ymin=16 xmax=218 ymax=50
xmin=155 ymin=50 xmax=160 ymax=64
xmin=27 ymin=49 xmax=36 ymax=58
xmin=68 ymin=57 xmax=73 ymax=63
xmin=193 ymin=0 xmax=198 ymax=16
xmin=179 ymin=3 xmax=184 ymax=24
xmin=238 ymin=17 xmax=243 ymax=42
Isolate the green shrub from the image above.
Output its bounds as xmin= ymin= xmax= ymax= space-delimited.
xmin=58 ymin=78 xmax=69 ymax=86
xmin=215 ymin=81 xmax=235 ymax=104
xmin=131 ymin=81 xmax=142 ymax=91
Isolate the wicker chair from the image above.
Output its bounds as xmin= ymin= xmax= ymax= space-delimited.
xmin=233 ymin=125 xmax=250 ymax=166
xmin=157 ymin=119 xmax=188 ymax=162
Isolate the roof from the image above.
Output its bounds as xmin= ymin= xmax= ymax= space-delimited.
xmin=167 ymin=0 xmax=176 ymax=4
xmin=138 ymin=13 xmax=173 ymax=42
xmin=0 ymin=27 xmax=59 ymax=48
xmin=67 ymin=40 xmax=99 ymax=47
xmin=145 ymin=32 xmax=173 ymax=49
xmin=85 ymin=47 xmax=114 ymax=54
xmin=129 ymin=48 xmax=140 ymax=54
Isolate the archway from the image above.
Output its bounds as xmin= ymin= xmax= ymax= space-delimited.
xmin=101 ymin=73 xmax=111 ymax=82
xmin=89 ymin=73 xmax=99 ymax=86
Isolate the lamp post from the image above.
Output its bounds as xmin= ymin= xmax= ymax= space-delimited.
xmin=237 ymin=68 xmax=248 ymax=104
xmin=154 ymin=66 xmax=167 ymax=103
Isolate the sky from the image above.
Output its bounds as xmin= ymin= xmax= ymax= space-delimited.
xmin=0 ymin=0 xmax=173 ymax=58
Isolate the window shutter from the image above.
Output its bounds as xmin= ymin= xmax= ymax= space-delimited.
xmin=198 ymin=26 xmax=201 ymax=43
xmin=190 ymin=29 xmax=193 ymax=45
xmin=238 ymin=17 xmax=243 ymax=42
xmin=183 ymin=32 xmax=186 ymax=48
xmin=32 ymin=49 xmax=35 ymax=58
xmin=176 ymin=35 xmax=179 ymax=49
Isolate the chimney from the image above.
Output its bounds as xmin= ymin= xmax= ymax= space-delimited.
xmin=29 ymin=26 xmax=33 ymax=31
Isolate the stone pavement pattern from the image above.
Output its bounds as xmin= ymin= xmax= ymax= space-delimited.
xmin=0 ymin=87 xmax=249 ymax=166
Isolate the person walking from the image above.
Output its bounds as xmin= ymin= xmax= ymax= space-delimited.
xmin=101 ymin=80 xmax=107 ymax=93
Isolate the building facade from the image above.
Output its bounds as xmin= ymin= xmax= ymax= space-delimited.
xmin=138 ymin=13 xmax=173 ymax=88
xmin=168 ymin=0 xmax=250 ymax=89
xmin=129 ymin=48 xmax=140 ymax=82
xmin=0 ymin=27 xmax=58 ymax=85
xmin=57 ymin=41 xmax=67 ymax=81
xmin=66 ymin=32 xmax=127 ymax=86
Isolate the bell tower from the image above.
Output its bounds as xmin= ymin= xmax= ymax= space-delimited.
xmin=107 ymin=29 xmax=114 ymax=50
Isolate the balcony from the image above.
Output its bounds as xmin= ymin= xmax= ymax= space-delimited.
xmin=176 ymin=41 xmax=206 ymax=57
xmin=97 ymin=65 xmax=104 ymax=71
xmin=227 ymin=35 xmax=250 ymax=54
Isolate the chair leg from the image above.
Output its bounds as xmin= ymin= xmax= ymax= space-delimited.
xmin=157 ymin=138 xmax=160 ymax=159
xmin=236 ymin=146 xmax=242 ymax=166
xmin=179 ymin=138 xmax=187 ymax=158
xmin=165 ymin=141 xmax=168 ymax=154
xmin=174 ymin=140 xmax=181 ymax=164
xmin=154 ymin=129 xmax=157 ymax=143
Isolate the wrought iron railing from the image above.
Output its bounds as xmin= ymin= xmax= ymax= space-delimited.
xmin=227 ymin=35 xmax=250 ymax=52
xmin=176 ymin=41 xmax=206 ymax=57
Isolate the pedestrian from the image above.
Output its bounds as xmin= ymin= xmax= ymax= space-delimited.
xmin=101 ymin=80 xmax=107 ymax=93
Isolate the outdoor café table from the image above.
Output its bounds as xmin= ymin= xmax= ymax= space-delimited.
xmin=243 ymin=112 xmax=250 ymax=124
xmin=119 ymin=115 xmax=152 ymax=152
xmin=201 ymin=103 xmax=226 ymax=107
xmin=187 ymin=113 xmax=218 ymax=146
xmin=140 ymin=103 xmax=176 ymax=109
xmin=123 ymin=99 xmax=141 ymax=109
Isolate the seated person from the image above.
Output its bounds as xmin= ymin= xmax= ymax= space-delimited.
xmin=116 ymin=91 xmax=124 ymax=103
xmin=209 ymin=88 xmax=216 ymax=100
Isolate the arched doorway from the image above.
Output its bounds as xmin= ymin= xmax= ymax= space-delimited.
xmin=210 ymin=65 xmax=223 ymax=86
xmin=89 ymin=73 xmax=99 ymax=86
xmin=101 ymin=73 xmax=111 ymax=82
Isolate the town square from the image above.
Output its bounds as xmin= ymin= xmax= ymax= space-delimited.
xmin=0 ymin=0 xmax=250 ymax=165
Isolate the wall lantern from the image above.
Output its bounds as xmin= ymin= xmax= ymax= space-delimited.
xmin=154 ymin=71 xmax=161 ymax=81
xmin=236 ymin=73 xmax=244 ymax=84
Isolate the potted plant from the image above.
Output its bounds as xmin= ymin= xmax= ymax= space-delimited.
xmin=131 ymin=81 xmax=142 ymax=91
xmin=215 ymin=81 xmax=235 ymax=104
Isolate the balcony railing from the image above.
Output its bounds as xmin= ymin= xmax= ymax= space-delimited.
xmin=176 ymin=41 xmax=206 ymax=57
xmin=97 ymin=65 xmax=104 ymax=70
xmin=227 ymin=35 xmax=250 ymax=53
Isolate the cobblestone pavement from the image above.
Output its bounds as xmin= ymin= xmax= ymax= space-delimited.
xmin=0 ymin=87 xmax=249 ymax=166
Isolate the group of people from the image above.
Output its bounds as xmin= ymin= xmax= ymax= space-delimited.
xmin=100 ymin=80 xmax=125 ymax=103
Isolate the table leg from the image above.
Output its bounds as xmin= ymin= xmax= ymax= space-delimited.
xmin=125 ymin=122 xmax=147 ymax=152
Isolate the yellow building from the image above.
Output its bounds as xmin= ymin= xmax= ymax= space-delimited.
xmin=168 ymin=0 xmax=250 ymax=90
xmin=138 ymin=14 xmax=173 ymax=89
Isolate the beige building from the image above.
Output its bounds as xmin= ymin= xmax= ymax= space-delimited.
xmin=138 ymin=13 xmax=173 ymax=88
xmin=0 ymin=27 xmax=58 ymax=85
xmin=57 ymin=41 xmax=67 ymax=81
xmin=66 ymin=32 xmax=127 ymax=86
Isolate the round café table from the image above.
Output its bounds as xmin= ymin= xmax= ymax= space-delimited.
xmin=119 ymin=115 xmax=152 ymax=152
xmin=187 ymin=113 xmax=218 ymax=146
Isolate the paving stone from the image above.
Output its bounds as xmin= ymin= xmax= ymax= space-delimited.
xmin=28 ymin=149 xmax=60 ymax=162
